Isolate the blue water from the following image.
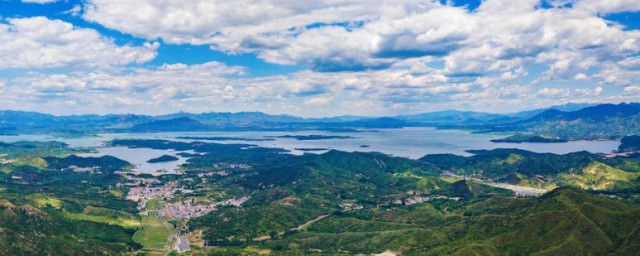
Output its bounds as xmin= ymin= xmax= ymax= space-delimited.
xmin=0 ymin=127 xmax=620 ymax=174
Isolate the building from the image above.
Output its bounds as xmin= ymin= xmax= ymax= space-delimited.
xmin=173 ymin=236 xmax=191 ymax=253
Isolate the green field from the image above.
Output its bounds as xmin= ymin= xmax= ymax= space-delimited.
xmin=133 ymin=226 xmax=176 ymax=250
xmin=63 ymin=211 xmax=142 ymax=229
xmin=145 ymin=198 xmax=164 ymax=211
xmin=133 ymin=212 xmax=177 ymax=250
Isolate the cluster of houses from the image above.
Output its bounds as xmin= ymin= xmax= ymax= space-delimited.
xmin=389 ymin=194 xmax=462 ymax=206
xmin=212 ymin=163 xmax=251 ymax=170
xmin=0 ymin=154 xmax=14 ymax=164
xmin=126 ymin=183 xmax=178 ymax=210
xmin=169 ymin=231 xmax=191 ymax=253
xmin=115 ymin=171 xmax=162 ymax=187
xmin=158 ymin=196 xmax=250 ymax=219
xmin=60 ymin=165 xmax=101 ymax=173
xmin=391 ymin=195 xmax=433 ymax=205
xmin=196 ymin=170 xmax=231 ymax=180
xmin=339 ymin=202 xmax=364 ymax=211
xmin=194 ymin=163 xmax=253 ymax=182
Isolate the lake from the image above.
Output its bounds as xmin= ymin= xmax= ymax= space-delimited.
xmin=0 ymin=127 xmax=620 ymax=174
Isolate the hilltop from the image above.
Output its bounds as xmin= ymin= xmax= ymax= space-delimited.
xmin=0 ymin=138 xmax=640 ymax=254
xmin=257 ymin=187 xmax=640 ymax=255
xmin=487 ymin=103 xmax=640 ymax=140
xmin=420 ymin=148 xmax=640 ymax=196
xmin=0 ymin=102 xmax=615 ymax=135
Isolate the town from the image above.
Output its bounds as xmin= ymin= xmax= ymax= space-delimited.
xmin=159 ymin=196 xmax=250 ymax=219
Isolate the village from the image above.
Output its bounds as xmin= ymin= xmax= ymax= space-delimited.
xmin=114 ymin=162 xmax=254 ymax=253
xmin=159 ymin=196 xmax=250 ymax=219
xmin=121 ymin=172 xmax=250 ymax=218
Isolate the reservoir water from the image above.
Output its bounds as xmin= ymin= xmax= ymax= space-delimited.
xmin=0 ymin=127 xmax=620 ymax=174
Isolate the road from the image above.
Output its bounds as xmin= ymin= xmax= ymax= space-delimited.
xmin=253 ymin=214 xmax=330 ymax=241
xmin=467 ymin=178 xmax=548 ymax=197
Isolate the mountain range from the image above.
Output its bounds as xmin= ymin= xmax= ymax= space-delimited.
xmin=0 ymin=102 xmax=637 ymax=140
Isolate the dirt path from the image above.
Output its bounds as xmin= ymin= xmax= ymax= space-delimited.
xmin=253 ymin=214 xmax=330 ymax=241
xmin=466 ymin=177 xmax=547 ymax=197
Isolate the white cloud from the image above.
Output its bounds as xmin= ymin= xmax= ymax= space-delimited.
xmin=304 ymin=97 xmax=331 ymax=106
xmin=63 ymin=5 xmax=83 ymax=17
xmin=624 ymin=86 xmax=640 ymax=94
xmin=574 ymin=73 xmax=588 ymax=80
xmin=573 ymin=0 xmax=640 ymax=14
xmin=574 ymin=86 xmax=603 ymax=97
xmin=537 ymin=87 xmax=569 ymax=98
xmin=498 ymin=85 xmax=530 ymax=99
xmin=0 ymin=17 xmax=159 ymax=69
xmin=2 ymin=0 xmax=640 ymax=115
xmin=81 ymin=0 xmax=640 ymax=80
xmin=10 ymin=61 xmax=251 ymax=113
xmin=5 ymin=62 xmax=635 ymax=116
xmin=82 ymin=0 xmax=452 ymax=71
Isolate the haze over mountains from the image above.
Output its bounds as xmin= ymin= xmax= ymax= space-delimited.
xmin=2 ymin=0 xmax=640 ymax=255
xmin=1 ymin=102 xmax=636 ymax=140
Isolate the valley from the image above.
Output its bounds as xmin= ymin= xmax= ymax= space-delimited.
xmin=4 ymin=0 xmax=640 ymax=255
xmin=0 ymin=128 xmax=639 ymax=255
xmin=0 ymin=103 xmax=639 ymax=255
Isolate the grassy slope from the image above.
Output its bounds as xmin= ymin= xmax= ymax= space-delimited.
xmin=188 ymin=150 xmax=447 ymax=242
xmin=421 ymin=149 xmax=640 ymax=194
xmin=133 ymin=212 xmax=177 ymax=250
xmin=0 ymin=199 xmax=139 ymax=255
xmin=0 ymin=141 xmax=141 ymax=255
xmin=258 ymin=188 xmax=640 ymax=255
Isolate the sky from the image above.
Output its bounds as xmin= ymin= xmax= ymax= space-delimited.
xmin=0 ymin=0 xmax=639 ymax=117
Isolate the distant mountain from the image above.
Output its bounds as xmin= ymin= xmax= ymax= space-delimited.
xmin=396 ymin=110 xmax=512 ymax=125
xmin=508 ymin=102 xmax=597 ymax=119
xmin=393 ymin=103 xmax=597 ymax=125
xmin=335 ymin=117 xmax=408 ymax=128
xmin=130 ymin=117 xmax=207 ymax=132
xmin=309 ymin=115 xmax=370 ymax=122
xmin=158 ymin=111 xmax=305 ymax=125
xmin=0 ymin=102 xmax=634 ymax=136
xmin=501 ymin=103 xmax=640 ymax=140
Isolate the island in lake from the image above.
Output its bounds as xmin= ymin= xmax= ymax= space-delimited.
xmin=273 ymin=135 xmax=355 ymax=140
xmin=491 ymin=134 xmax=568 ymax=143
xmin=147 ymin=155 xmax=179 ymax=163
xmin=177 ymin=152 xmax=202 ymax=157
xmin=176 ymin=136 xmax=275 ymax=142
xmin=294 ymin=148 xmax=330 ymax=151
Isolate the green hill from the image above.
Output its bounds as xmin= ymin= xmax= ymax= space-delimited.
xmin=618 ymin=135 xmax=640 ymax=153
xmin=0 ymin=198 xmax=140 ymax=255
xmin=2 ymin=138 xmax=640 ymax=255
xmin=491 ymin=103 xmax=640 ymax=140
xmin=258 ymin=188 xmax=640 ymax=255
xmin=0 ymin=141 xmax=141 ymax=255
xmin=188 ymin=149 xmax=451 ymax=242
xmin=420 ymin=149 xmax=640 ymax=195
xmin=491 ymin=134 xmax=568 ymax=143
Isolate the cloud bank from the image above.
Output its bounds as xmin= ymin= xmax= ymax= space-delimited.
xmin=0 ymin=0 xmax=639 ymax=116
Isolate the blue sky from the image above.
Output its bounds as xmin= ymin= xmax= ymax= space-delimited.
xmin=0 ymin=0 xmax=639 ymax=116
xmin=0 ymin=0 xmax=300 ymax=76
